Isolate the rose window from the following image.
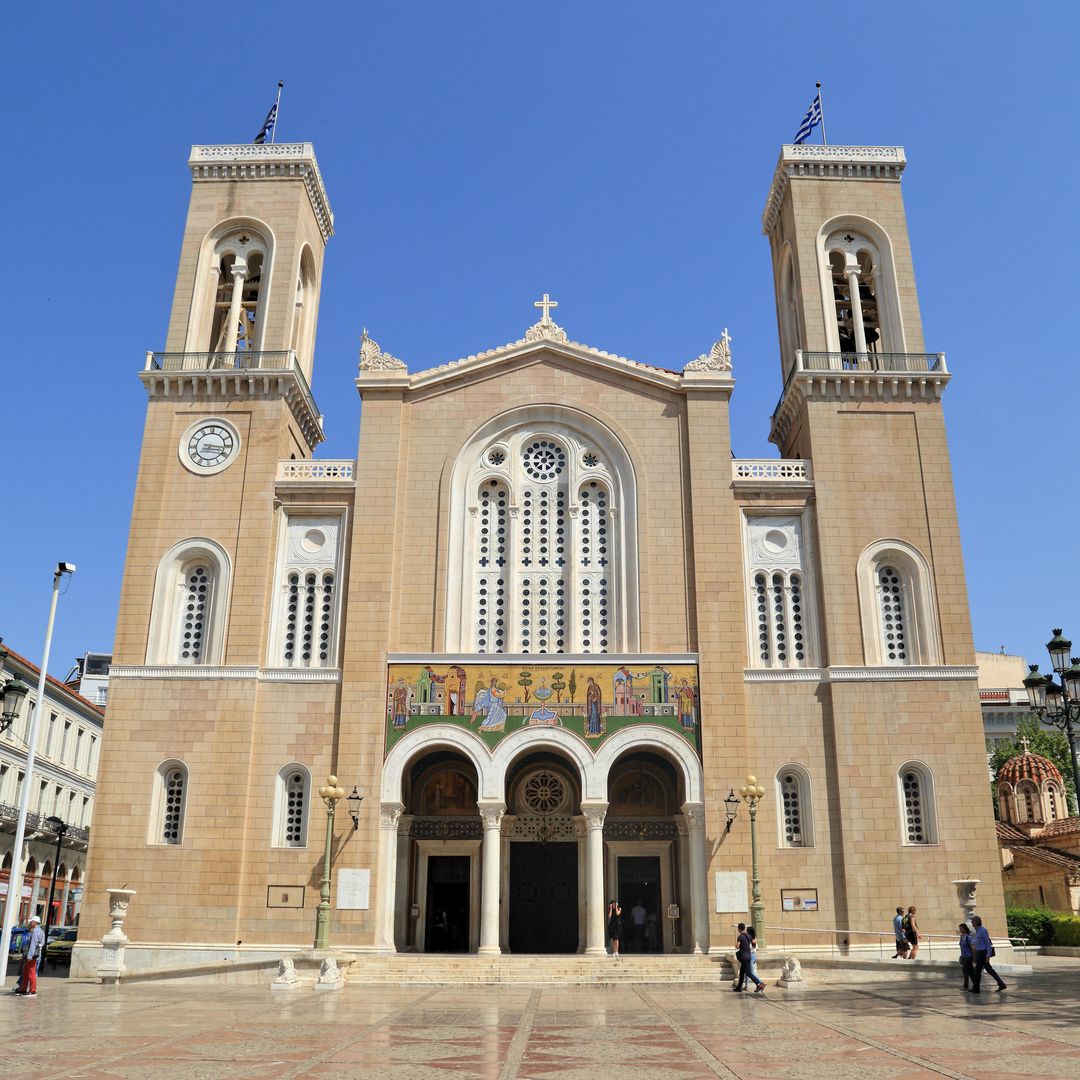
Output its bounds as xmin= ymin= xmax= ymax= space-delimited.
xmin=522 ymin=440 xmax=567 ymax=481
xmin=521 ymin=770 xmax=568 ymax=815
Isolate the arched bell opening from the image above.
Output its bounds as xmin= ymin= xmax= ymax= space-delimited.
xmin=402 ymin=750 xmax=481 ymax=954
xmin=604 ymin=750 xmax=685 ymax=953
xmin=502 ymin=750 xmax=585 ymax=954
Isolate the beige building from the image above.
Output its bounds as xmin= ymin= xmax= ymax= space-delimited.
xmin=73 ymin=140 xmax=1007 ymax=976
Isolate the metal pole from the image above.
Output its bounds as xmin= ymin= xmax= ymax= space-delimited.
xmin=0 ymin=564 xmax=73 ymax=986
xmin=314 ymin=799 xmax=335 ymax=949
xmin=270 ymin=81 xmax=283 ymax=145
xmin=39 ymin=825 xmax=65 ymax=973
xmin=749 ymin=800 xmax=765 ymax=949
xmin=1063 ymin=711 xmax=1080 ymax=816
xmin=816 ymin=82 xmax=828 ymax=145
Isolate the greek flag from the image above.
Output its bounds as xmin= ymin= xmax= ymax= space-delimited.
xmin=253 ymin=102 xmax=277 ymax=145
xmin=793 ymin=92 xmax=822 ymax=145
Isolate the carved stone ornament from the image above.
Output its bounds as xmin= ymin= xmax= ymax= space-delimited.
xmin=380 ymin=802 xmax=405 ymax=829
xmin=524 ymin=318 xmax=569 ymax=344
xmin=779 ymin=957 xmax=804 ymax=983
xmin=683 ymin=806 xmax=706 ymax=829
xmin=271 ymin=956 xmax=303 ymax=991
xmin=359 ymin=329 xmax=407 ymax=371
xmin=684 ymin=328 xmax=733 ymax=373
xmin=479 ymin=806 xmax=506 ymax=830
xmin=315 ymin=956 xmax=345 ymax=992
xmin=582 ymin=806 xmax=608 ymax=830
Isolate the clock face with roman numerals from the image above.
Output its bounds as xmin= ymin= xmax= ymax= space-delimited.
xmin=181 ymin=420 xmax=239 ymax=474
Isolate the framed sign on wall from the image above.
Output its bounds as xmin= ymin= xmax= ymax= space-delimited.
xmin=780 ymin=888 xmax=818 ymax=913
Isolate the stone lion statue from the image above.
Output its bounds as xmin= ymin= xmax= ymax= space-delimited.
xmin=274 ymin=957 xmax=298 ymax=983
xmin=780 ymin=957 xmax=803 ymax=983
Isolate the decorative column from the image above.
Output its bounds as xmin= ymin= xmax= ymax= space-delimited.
xmin=222 ymin=258 xmax=248 ymax=354
xmin=682 ymin=801 xmax=709 ymax=955
xmin=581 ymin=801 xmax=608 ymax=955
xmin=97 ymin=888 xmax=136 ymax=985
xmin=477 ymin=801 xmax=506 ymax=955
xmin=375 ymin=801 xmax=404 ymax=952
xmin=844 ymin=257 xmax=868 ymax=355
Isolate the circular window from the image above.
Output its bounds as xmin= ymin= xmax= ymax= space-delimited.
xmin=521 ymin=770 xmax=569 ymax=815
xmin=582 ymin=450 xmax=600 ymax=468
xmin=763 ymin=529 xmax=788 ymax=555
xmin=300 ymin=528 xmax=326 ymax=553
xmin=522 ymin=440 xmax=567 ymax=481
xmin=487 ymin=447 xmax=507 ymax=467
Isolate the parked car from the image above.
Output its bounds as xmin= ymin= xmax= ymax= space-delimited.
xmin=45 ymin=929 xmax=78 ymax=968
xmin=47 ymin=924 xmax=74 ymax=943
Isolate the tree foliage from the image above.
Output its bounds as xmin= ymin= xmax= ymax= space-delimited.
xmin=989 ymin=716 xmax=1077 ymax=815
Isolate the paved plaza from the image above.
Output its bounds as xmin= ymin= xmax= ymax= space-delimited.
xmin=3 ymin=965 xmax=1080 ymax=1079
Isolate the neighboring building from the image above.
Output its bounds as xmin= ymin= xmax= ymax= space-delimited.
xmin=69 ymin=652 xmax=112 ymax=709
xmin=0 ymin=642 xmax=104 ymax=926
xmin=74 ymin=138 xmax=1008 ymax=976
xmin=977 ymin=650 xmax=1069 ymax=760
xmin=995 ymin=748 xmax=1080 ymax=914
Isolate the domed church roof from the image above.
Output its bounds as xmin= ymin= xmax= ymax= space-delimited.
xmin=997 ymin=748 xmax=1064 ymax=788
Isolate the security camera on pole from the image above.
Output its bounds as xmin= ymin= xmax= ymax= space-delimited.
xmin=0 ymin=562 xmax=76 ymax=986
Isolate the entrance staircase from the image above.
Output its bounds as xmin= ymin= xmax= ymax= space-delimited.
xmin=339 ymin=953 xmax=741 ymax=986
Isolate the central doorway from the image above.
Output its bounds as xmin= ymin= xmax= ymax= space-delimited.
xmin=424 ymin=855 xmax=471 ymax=953
xmin=508 ymin=842 xmax=578 ymax=953
xmin=617 ymin=855 xmax=663 ymax=952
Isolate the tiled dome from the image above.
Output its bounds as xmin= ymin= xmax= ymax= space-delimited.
xmin=998 ymin=751 xmax=1063 ymax=787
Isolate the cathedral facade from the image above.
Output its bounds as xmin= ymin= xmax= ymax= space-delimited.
xmin=73 ymin=140 xmax=1006 ymax=975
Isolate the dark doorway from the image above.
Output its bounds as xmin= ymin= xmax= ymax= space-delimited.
xmin=424 ymin=855 xmax=470 ymax=953
xmin=509 ymin=842 xmax=578 ymax=953
xmin=618 ymin=855 xmax=663 ymax=952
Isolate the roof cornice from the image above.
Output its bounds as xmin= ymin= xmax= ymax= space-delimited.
xmin=188 ymin=143 xmax=335 ymax=242
xmin=762 ymin=145 xmax=906 ymax=236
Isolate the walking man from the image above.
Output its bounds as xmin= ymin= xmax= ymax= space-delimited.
xmin=732 ymin=922 xmax=765 ymax=993
xmin=970 ymin=915 xmax=1007 ymax=993
xmin=10 ymin=915 xmax=45 ymax=997
xmin=891 ymin=906 xmax=909 ymax=958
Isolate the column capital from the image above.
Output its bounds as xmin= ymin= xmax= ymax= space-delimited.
xmin=580 ymin=800 xmax=609 ymax=829
xmin=379 ymin=800 xmax=405 ymax=830
xmin=477 ymin=800 xmax=507 ymax=829
xmin=681 ymin=801 xmax=706 ymax=829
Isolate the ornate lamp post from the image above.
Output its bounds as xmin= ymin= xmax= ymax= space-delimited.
xmin=739 ymin=775 xmax=767 ymax=948
xmin=0 ymin=642 xmax=30 ymax=736
xmin=723 ymin=789 xmax=740 ymax=833
xmin=314 ymin=775 xmax=345 ymax=949
xmin=1024 ymin=628 xmax=1080 ymax=813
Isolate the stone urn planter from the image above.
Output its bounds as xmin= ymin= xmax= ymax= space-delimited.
xmin=97 ymin=888 xmax=137 ymax=984
xmin=951 ymin=879 xmax=979 ymax=927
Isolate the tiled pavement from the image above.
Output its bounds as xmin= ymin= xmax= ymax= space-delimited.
xmin=2 ymin=970 xmax=1080 ymax=1079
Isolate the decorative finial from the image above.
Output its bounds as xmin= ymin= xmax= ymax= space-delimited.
xmin=358 ymin=329 xmax=406 ymax=372
xmin=1019 ymin=734 xmax=1031 ymax=755
xmin=684 ymin=328 xmax=733 ymax=373
xmin=533 ymin=293 xmax=558 ymax=324
xmin=524 ymin=293 xmax=567 ymax=343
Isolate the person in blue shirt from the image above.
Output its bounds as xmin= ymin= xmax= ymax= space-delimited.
xmin=957 ymin=923 xmax=975 ymax=991
xmin=970 ymin=915 xmax=1007 ymax=993
xmin=892 ymin=907 xmax=909 ymax=958
xmin=10 ymin=915 xmax=45 ymax=997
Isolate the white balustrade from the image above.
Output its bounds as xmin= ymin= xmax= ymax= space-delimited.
xmin=277 ymin=460 xmax=355 ymax=482
xmin=731 ymin=460 xmax=812 ymax=483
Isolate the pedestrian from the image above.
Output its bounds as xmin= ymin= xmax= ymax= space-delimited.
xmin=607 ymin=900 xmax=623 ymax=958
xmin=891 ymin=906 xmax=909 ymax=958
xmin=970 ymin=915 xmax=1007 ymax=993
xmin=630 ymin=899 xmax=647 ymax=952
xmin=748 ymin=925 xmax=761 ymax=983
xmin=10 ymin=915 xmax=45 ymax=997
xmin=958 ymin=923 xmax=975 ymax=991
xmin=904 ymin=905 xmax=920 ymax=959
xmin=732 ymin=922 xmax=765 ymax=993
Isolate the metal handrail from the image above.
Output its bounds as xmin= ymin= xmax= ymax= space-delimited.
xmin=759 ymin=924 xmax=1029 ymax=964
xmin=800 ymin=351 xmax=947 ymax=374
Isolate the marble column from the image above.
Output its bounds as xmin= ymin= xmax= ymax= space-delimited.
xmin=477 ymin=801 xmax=506 ymax=955
xmin=844 ymin=259 xmax=868 ymax=355
xmin=222 ymin=260 xmax=248 ymax=354
xmin=581 ymin=801 xmax=609 ymax=955
xmin=375 ymin=801 xmax=404 ymax=952
xmin=683 ymin=801 xmax=709 ymax=955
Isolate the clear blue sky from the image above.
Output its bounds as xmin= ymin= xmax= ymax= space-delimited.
xmin=3 ymin=2 xmax=1077 ymax=679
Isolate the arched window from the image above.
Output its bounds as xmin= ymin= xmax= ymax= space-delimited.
xmin=447 ymin=408 xmax=639 ymax=653
xmin=150 ymin=760 xmax=188 ymax=845
xmin=777 ymin=243 xmax=802 ymax=378
xmin=289 ymin=245 xmax=318 ymax=375
xmin=273 ymin=764 xmax=310 ymax=847
xmin=817 ymin=218 xmax=904 ymax=356
xmin=857 ymin=540 xmax=941 ymax=667
xmin=1017 ymin=780 xmax=1041 ymax=823
xmin=744 ymin=516 xmax=815 ymax=668
xmin=208 ymin=230 xmax=269 ymax=353
xmin=776 ymin=765 xmax=813 ymax=847
xmin=147 ymin=539 xmax=232 ymax=665
xmin=997 ymin=782 xmax=1015 ymax=824
xmin=1046 ymin=782 xmax=1063 ymax=822
xmin=269 ymin=516 xmax=343 ymax=668
xmin=898 ymin=762 xmax=936 ymax=845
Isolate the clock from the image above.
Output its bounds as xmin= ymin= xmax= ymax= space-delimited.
xmin=180 ymin=419 xmax=240 ymax=475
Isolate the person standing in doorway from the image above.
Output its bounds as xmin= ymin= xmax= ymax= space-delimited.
xmin=733 ymin=922 xmax=764 ymax=993
xmin=892 ymin=906 xmax=909 ymax=958
xmin=10 ymin=915 xmax=45 ymax=997
xmin=630 ymin=899 xmax=647 ymax=952
xmin=607 ymin=900 xmax=623 ymax=958
xmin=970 ymin=915 xmax=1007 ymax=993
xmin=958 ymin=923 xmax=975 ymax=991
xmin=904 ymin=906 xmax=920 ymax=959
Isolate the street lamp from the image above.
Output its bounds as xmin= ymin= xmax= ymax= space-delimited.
xmin=39 ymin=815 xmax=69 ymax=970
xmin=0 ymin=641 xmax=30 ymax=736
xmin=1025 ymin=628 xmax=1080 ymax=813
xmin=314 ymin=776 xmax=345 ymax=950
xmin=739 ymin=775 xmax=767 ymax=948
xmin=347 ymin=786 xmax=364 ymax=830
xmin=723 ymin=789 xmax=741 ymax=833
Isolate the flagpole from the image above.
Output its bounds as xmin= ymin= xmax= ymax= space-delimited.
xmin=816 ymin=81 xmax=828 ymax=145
xmin=271 ymin=81 xmax=283 ymax=144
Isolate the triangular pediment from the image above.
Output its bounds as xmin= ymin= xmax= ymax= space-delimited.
xmin=356 ymin=316 xmax=735 ymax=393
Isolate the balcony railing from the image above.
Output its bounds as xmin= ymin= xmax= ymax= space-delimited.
xmin=732 ymin=459 xmax=811 ymax=483
xmin=0 ymin=803 xmax=89 ymax=843
xmin=798 ymin=351 xmax=947 ymax=374
xmin=277 ymin=459 xmax=355 ymax=483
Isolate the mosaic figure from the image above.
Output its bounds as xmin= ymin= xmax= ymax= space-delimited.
xmin=585 ymin=676 xmax=604 ymax=736
xmin=472 ymin=678 xmax=507 ymax=732
xmin=676 ymin=679 xmax=697 ymax=731
xmin=390 ymin=679 xmax=412 ymax=729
